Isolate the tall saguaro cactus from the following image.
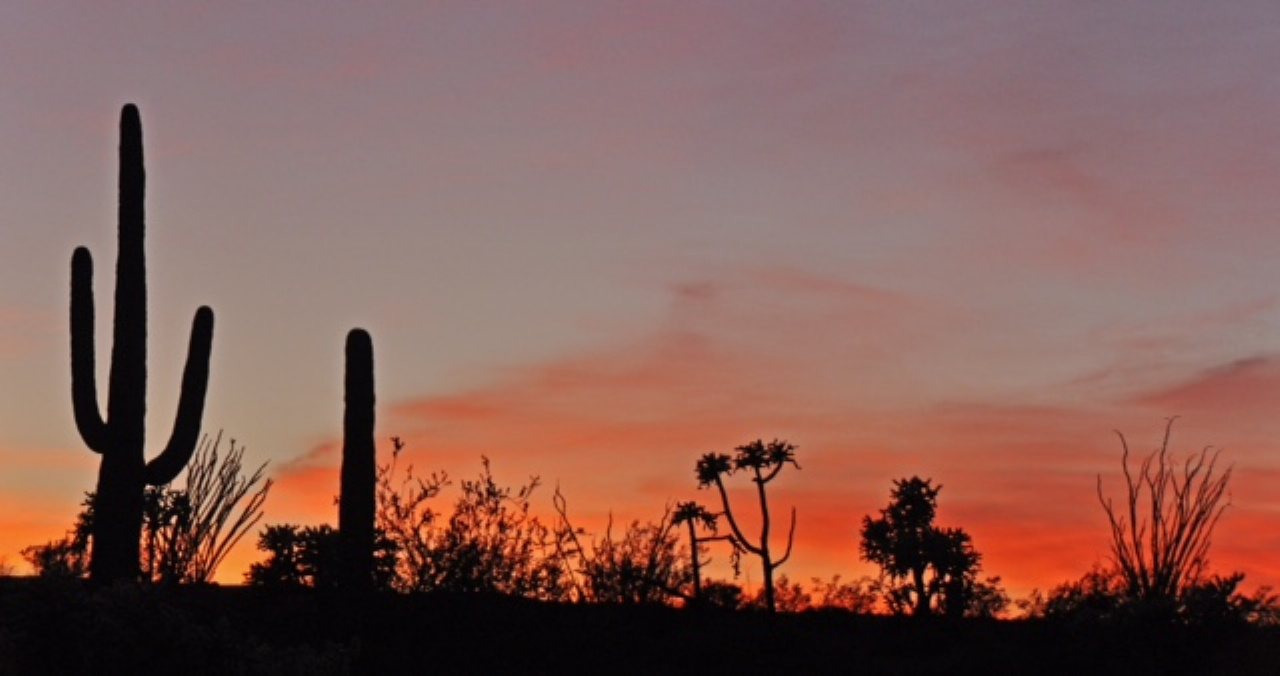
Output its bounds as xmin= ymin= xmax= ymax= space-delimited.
xmin=338 ymin=328 xmax=376 ymax=591
xmin=70 ymin=104 xmax=215 ymax=583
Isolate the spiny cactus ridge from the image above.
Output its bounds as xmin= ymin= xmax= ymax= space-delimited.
xmin=70 ymin=103 xmax=215 ymax=583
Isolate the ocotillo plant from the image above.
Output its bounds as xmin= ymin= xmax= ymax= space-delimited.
xmin=337 ymin=328 xmax=376 ymax=591
xmin=70 ymin=104 xmax=215 ymax=583
xmin=695 ymin=439 xmax=799 ymax=613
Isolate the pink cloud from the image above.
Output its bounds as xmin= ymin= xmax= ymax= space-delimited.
xmin=1137 ymin=356 xmax=1280 ymax=418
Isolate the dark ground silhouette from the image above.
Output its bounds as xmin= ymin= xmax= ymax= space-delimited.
xmin=1 ymin=578 xmax=1278 ymax=675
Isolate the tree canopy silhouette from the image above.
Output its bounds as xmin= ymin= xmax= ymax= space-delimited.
xmin=861 ymin=476 xmax=1004 ymax=617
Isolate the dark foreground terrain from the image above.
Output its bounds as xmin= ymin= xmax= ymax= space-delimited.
xmin=0 ymin=579 xmax=1277 ymax=675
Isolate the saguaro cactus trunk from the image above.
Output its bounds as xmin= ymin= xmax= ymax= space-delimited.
xmin=70 ymin=104 xmax=214 ymax=583
xmin=338 ymin=328 xmax=376 ymax=590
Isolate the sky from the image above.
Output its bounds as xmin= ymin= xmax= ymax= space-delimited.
xmin=3 ymin=2 xmax=1280 ymax=600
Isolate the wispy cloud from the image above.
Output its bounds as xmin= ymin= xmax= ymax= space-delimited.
xmin=1137 ymin=356 xmax=1280 ymax=416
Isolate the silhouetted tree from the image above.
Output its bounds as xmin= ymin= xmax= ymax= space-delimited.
xmin=70 ymin=103 xmax=214 ymax=583
xmin=338 ymin=329 xmax=377 ymax=592
xmin=861 ymin=477 xmax=1000 ymax=617
xmin=1097 ymin=417 xmax=1230 ymax=605
xmin=696 ymin=438 xmax=799 ymax=613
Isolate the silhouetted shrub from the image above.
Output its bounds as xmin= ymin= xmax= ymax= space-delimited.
xmin=753 ymin=574 xmax=812 ymax=612
xmin=398 ymin=457 xmax=569 ymax=599
xmin=809 ymin=574 xmax=880 ymax=613
xmin=737 ymin=575 xmax=884 ymax=614
xmin=21 ymin=494 xmax=93 ymax=579
xmin=1040 ymin=565 xmax=1280 ymax=626
xmin=699 ymin=579 xmax=747 ymax=610
xmin=554 ymin=494 xmax=692 ymax=604
xmin=254 ymin=452 xmax=569 ymax=598
xmin=373 ymin=438 xmax=448 ymax=591
xmin=245 ymin=524 xmax=398 ymax=589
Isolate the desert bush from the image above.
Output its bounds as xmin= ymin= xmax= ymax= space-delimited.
xmin=245 ymin=523 xmax=398 ymax=589
xmin=810 ymin=574 xmax=880 ymax=613
xmin=254 ymin=450 xmax=569 ymax=599
xmin=1040 ymin=564 xmax=1279 ymax=626
xmin=142 ymin=433 xmax=272 ymax=583
xmin=699 ymin=579 xmax=747 ymax=610
xmin=554 ymin=493 xmax=692 ymax=604
xmin=400 ymin=457 xmax=569 ymax=599
xmin=21 ymin=494 xmax=94 ymax=578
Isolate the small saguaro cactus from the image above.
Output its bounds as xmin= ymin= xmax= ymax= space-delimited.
xmin=70 ymin=104 xmax=215 ymax=583
xmin=337 ymin=328 xmax=376 ymax=591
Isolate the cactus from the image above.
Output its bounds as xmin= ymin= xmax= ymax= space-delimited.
xmin=337 ymin=328 xmax=376 ymax=590
xmin=70 ymin=104 xmax=215 ymax=583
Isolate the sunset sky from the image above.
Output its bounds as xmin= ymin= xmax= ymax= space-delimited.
xmin=3 ymin=2 xmax=1280 ymax=599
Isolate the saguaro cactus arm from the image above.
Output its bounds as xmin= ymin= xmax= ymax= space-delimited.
xmin=144 ymin=305 xmax=215 ymax=486
xmin=71 ymin=247 xmax=110 ymax=453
